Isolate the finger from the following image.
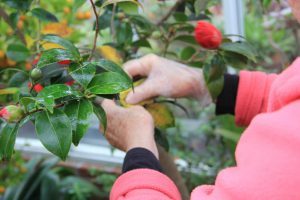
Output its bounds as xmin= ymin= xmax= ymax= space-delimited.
xmin=101 ymin=99 xmax=120 ymax=113
xmin=126 ymin=79 xmax=158 ymax=104
xmin=123 ymin=55 xmax=154 ymax=77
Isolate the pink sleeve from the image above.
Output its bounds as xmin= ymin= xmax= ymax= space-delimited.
xmin=235 ymin=70 xmax=277 ymax=126
xmin=110 ymin=169 xmax=181 ymax=200
xmin=191 ymin=99 xmax=300 ymax=200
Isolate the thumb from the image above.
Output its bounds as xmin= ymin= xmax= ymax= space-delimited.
xmin=126 ymin=80 xmax=157 ymax=104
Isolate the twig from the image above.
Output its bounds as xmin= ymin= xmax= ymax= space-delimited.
xmin=0 ymin=6 xmax=27 ymax=45
xmin=88 ymin=0 xmax=100 ymax=61
xmin=156 ymin=0 xmax=184 ymax=26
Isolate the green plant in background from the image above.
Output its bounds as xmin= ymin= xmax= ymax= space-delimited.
xmin=4 ymin=158 xmax=101 ymax=200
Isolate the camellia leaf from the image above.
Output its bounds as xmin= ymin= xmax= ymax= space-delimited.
xmin=180 ymin=46 xmax=196 ymax=60
xmin=0 ymin=123 xmax=19 ymax=160
xmin=173 ymin=35 xmax=197 ymax=45
xmin=93 ymin=103 xmax=107 ymax=132
xmin=145 ymin=103 xmax=175 ymax=129
xmin=0 ymin=87 xmax=19 ymax=95
xmin=220 ymin=42 xmax=257 ymax=63
xmin=31 ymin=8 xmax=58 ymax=22
xmin=101 ymin=0 xmax=143 ymax=10
xmin=6 ymin=43 xmax=30 ymax=62
xmin=64 ymin=99 xmax=93 ymax=146
xmin=91 ymin=60 xmax=131 ymax=83
xmin=41 ymin=35 xmax=80 ymax=59
xmin=37 ymin=84 xmax=80 ymax=100
xmin=203 ymin=55 xmax=226 ymax=100
xmin=69 ymin=62 xmax=96 ymax=89
xmin=1 ymin=0 xmax=33 ymax=11
xmin=37 ymin=49 xmax=76 ymax=68
xmin=72 ymin=0 xmax=86 ymax=13
xmin=154 ymin=128 xmax=169 ymax=152
xmin=118 ymin=2 xmax=139 ymax=14
xmin=87 ymin=72 xmax=132 ymax=94
xmin=35 ymin=109 xmax=72 ymax=160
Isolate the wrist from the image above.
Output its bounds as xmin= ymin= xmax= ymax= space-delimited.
xmin=126 ymin=133 xmax=158 ymax=159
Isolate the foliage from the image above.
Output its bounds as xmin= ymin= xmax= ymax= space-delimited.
xmin=4 ymin=157 xmax=102 ymax=200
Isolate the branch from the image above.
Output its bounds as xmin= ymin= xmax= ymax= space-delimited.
xmin=156 ymin=0 xmax=184 ymax=26
xmin=88 ymin=0 xmax=100 ymax=61
xmin=0 ymin=6 xmax=27 ymax=45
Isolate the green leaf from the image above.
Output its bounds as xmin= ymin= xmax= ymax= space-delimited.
xmin=37 ymin=49 xmax=76 ymax=68
xmin=64 ymin=99 xmax=93 ymax=146
xmin=8 ymin=72 xmax=29 ymax=87
xmin=69 ymin=62 xmax=96 ymax=89
xmin=0 ymin=123 xmax=19 ymax=160
xmin=91 ymin=60 xmax=131 ymax=82
xmin=72 ymin=0 xmax=86 ymax=13
xmin=220 ymin=42 xmax=257 ymax=62
xmin=35 ymin=109 xmax=72 ymax=160
xmin=173 ymin=12 xmax=188 ymax=22
xmin=41 ymin=171 xmax=60 ymax=200
xmin=203 ymin=55 xmax=226 ymax=100
xmin=101 ymin=0 xmax=142 ymax=10
xmin=37 ymin=84 xmax=80 ymax=100
xmin=31 ymin=8 xmax=58 ymax=22
xmin=1 ymin=0 xmax=33 ymax=10
xmin=118 ymin=2 xmax=138 ymax=14
xmin=180 ymin=46 xmax=196 ymax=60
xmin=41 ymin=35 xmax=80 ymax=59
xmin=87 ymin=72 xmax=132 ymax=94
xmin=132 ymin=39 xmax=151 ymax=48
xmin=20 ymin=97 xmax=37 ymax=112
xmin=93 ymin=103 xmax=107 ymax=132
xmin=116 ymin=23 xmax=133 ymax=44
xmin=173 ymin=35 xmax=197 ymax=45
xmin=6 ymin=44 xmax=30 ymax=62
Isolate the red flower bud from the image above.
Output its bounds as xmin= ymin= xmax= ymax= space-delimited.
xmin=32 ymin=54 xmax=41 ymax=65
xmin=194 ymin=21 xmax=222 ymax=49
xmin=0 ymin=105 xmax=24 ymax=123
xmin=65 ymin=80 xmax=75 ymax=86
xmin=28 ymin=82 xmax=44 ymax=93
xmin=58 ymin=60 xmax=71 ymax=65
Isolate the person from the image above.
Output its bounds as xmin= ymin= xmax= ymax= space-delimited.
xmin=102 ymin=0 xmax=300 ymax=199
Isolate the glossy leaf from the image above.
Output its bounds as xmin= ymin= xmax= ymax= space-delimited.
xmin=40 ymin=171 xmax=60 ymax=200
xmin=69 ymin=62 xmax=96 ymax=89
xmin=0 ymin=123 xmax=19 ymax=160
xmin=1 ymin=0 xmax=33 ymax=10
xmin=37 ymin=49 xmax=76 ymax=68
xmin=93 ymin=103 xmax=107 ymax=132
xmin=87 ymin=72 xmax=132 ymax=94
xmin=220 ymin=42 xmax=257 ymax=62
xmin=194 ymin=0 xmax=209 ymax=16
xmin=31 ymin=8 xmax=58 ymax=22
xmin=118 ymin=2 xmax=138 ymax=14
xmin=35 ymin=109 xmax=72 ymax=160
xmin=155 ymin=129 xmax=169 ymax=152
xmin=145 ymin=103 xmax=175 ymax=129
xmin=173 ymin=35 xmax=197 ymax=45
xmin=0 ymin=87 xmax=19 ymax=95
xmin=91 ymin=60 xmax=131 ymax=82
xmin=72 ymin=0 xmax=86 ymax=12
xmin=64 ymin=99 xmax=93 ymax=146
xmin=203 ymin=55 xmax=226 ymax=100
xmin=101 ymin=0 xmax=142 ymax=10
xmin=6 ymin=44 xmax=30 ymax=62
xmin=38 ymin=84 xmax=80 ymax=100
xmin=41 ymin=35 xmax=80 ymax=59
xmin=180 ymin=46 xmax=196 ymax=60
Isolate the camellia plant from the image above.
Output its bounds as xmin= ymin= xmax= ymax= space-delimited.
xmin=0 ymin=0 xmax=258 ymax=185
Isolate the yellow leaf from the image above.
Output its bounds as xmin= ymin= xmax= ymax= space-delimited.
xmin=145 ymin=103 xmax=175 ymax=129
xmin=42 ymin=22 xmax=73 ymax=37
xmin=98 ymin=45 xmax=123 ymax=65
xmin=25 ymin=35 xmax=35 ymax=49
xmin=119 ymin=79 xmax=153 ymax=107
xmin=0 ymin=50 xmax=5 ymax=59
xmin=0 ymin=88 xmax=19 ymax=95
xmin=41 ymin=42 xmax=64 ymax=50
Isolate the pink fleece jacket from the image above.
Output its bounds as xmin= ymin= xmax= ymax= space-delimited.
xmin=110 ymin=57 xmax=300 ymax=200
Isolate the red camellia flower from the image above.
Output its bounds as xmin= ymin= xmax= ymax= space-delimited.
xmin=28 ymin=82 xmax=44 ymax=93
xmin=194 ymin=21 xmax=222 ymax=49
xmin=58 ymin=60 xmax=71 ymax=65
xmin=32 ymin=54 xmax=41 ymax=65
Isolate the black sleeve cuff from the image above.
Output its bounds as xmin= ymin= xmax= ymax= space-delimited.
xmin=122 ymin=147 xmax=163 ymax=174
xmin=215 ymin=74 xmax=239 ymax=115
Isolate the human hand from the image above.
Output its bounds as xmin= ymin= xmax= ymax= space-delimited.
xmin=101 ymin=99 xmax=158 ymax=158
xmin=123 ymin=54 xmax=212 ymax=106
